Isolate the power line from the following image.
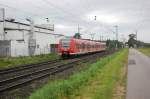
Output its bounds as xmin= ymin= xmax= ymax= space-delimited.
xmin=0 ymin=1 xmax=91 ymax=27
xmin=42 ymin=0 xmax=85 ymax=24
xmin=0 ymin=8 xmax=28 ymax=21
xmin=0 ymin=3 xmax=57 ymax=23
xmin=30 ymin=0 xmax=87 ymax=24
xmin=42 ymin=0 xmax=79 ymax=17
xmin=0 ymin=3 xmax=40 ymax=17
xmin=0 ymin=1 xmax=116 ymax=38
xmin=0 ymin=1 xmax=84 ymax=32
xmin=41 ymin=0 xmax=96 ymax=34
xmin=83 ymin=0 xmax=94 ymax=11
xmin=78 ymin=0 xmax=91 ymax=13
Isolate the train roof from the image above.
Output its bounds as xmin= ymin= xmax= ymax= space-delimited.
xmin=72 ymin=38 xmax=105 ymax=43
xmin=61 ymin=37 xmax=106 ymax=44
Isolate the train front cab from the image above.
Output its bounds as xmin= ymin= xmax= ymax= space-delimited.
xmin=58 ymin=38 xmax=71 ymax=58
xmin=59 ymin=38 xmax=78 ymax=58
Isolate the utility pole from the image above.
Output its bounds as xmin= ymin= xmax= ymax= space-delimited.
xmin=114 ymin=25 xmax=118 ymax=48
xmin=114 ymin=25 xmax=118 ymax=41
xmin=77 ymin=24 xmax=82 ymax=33
xmin=135 ymin=30 xmax=138 ymax=48
xmin=121 ymin=34 xmax=126 ymax=48
xmin=99 ymin=35 xmax=101 ymax=41
xmin=0 ymin=8 xmax=5 ymax=40
xmin=101 ymin=36 xmax=103 ymax=41
xmin=135 ymin=30 xmax=138 ymax=41
xmin=90 ymin=33 xmax=95 ymax=40
xmin=99 ymin=35 xmax=103 ymax=41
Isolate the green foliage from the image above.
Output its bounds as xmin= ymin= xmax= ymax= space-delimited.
xmin=29 ymin=49 xmax=128 ymax=99
xmin=136 ymin=41 xmax=150 ymax=48
xmin=129 ymin=34 xmax=136 ymax=39
xmin=0 ymin=53 xmax=59 ymax=69
xmin=128 ymin=38 xmax=136 ymax=48
xmin=92 ymin=49 xmax=128 ymax=99
xmin=139 ymin=48 xmax=150 ymax=57
xmin=127 ymin=33 xmax=150 ymax=48
xmin=29 ymin=54 xmax=115 ymax=99
xmin=73 ymin=33 xmax=81 ymax=39
xmin=128 ymin=34 xmax=136 ymax=48
xmin=106 ymin=40 xmax=124 ymax=49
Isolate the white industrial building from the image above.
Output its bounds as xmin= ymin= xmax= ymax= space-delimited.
xmin=0 ymin=19 xmax=65 ymax=57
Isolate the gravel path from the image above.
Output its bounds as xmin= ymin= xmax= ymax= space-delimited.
xmin=126 ymin=48 xmax=150 ymax=99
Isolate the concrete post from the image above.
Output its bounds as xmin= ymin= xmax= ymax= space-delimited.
xmin=0 ymin=8 xmax=5 ymax=40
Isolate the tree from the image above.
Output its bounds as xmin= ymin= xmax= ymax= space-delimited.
xmin=127 ymin=34 xmax=150 ymax=48
xmin=128 ymin=34 xmax=136 ymax=48
xmin=73 ymin=33 xmax=81 ymax=39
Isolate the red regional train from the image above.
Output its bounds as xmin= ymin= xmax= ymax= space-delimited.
xmin=58 ymin=37 xmax=106 ymax=57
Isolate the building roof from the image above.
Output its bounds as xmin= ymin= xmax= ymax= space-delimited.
xmin=0 ymin=20 xmax=54 ymax=31
xmin=0 ymin=20 xmax=65 ymax=37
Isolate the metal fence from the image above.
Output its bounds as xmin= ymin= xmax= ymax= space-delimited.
xmin=0 ymin=45 xmax=59 ymax=57
xmin=0 ymin=47 xmax=10 ymax=57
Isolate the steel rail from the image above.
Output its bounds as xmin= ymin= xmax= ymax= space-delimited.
xmin=0 ymin=59 xmax=60 ymax=75
xmin=0 ymin=51 xmax=109 ymax=93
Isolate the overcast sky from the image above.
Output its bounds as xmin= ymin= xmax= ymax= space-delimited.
xmin=0 ymin=0 xmax=150 ymax=42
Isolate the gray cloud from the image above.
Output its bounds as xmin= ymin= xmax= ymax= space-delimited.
xmin=0 ymin=0 xmax=150 ymax=42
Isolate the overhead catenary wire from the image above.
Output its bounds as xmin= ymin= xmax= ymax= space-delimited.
xmin=0 ymin=0 xmax=117 ymax=40
xmin=0 ymin=7 xmax=28 ymax=21
xmin=41 ymin=0 xmax=90 ymax=25
xmin=42 ymin=0 xmax=80 ymax=18
xmin=0 ymin=3 xmax=40 ymax=17
xmin=0 ymin=1 xmax=91 ymax=26
xmin=41 ymin=0 xmax=99 ymax=35
xmin=0 ymin=1 xmax=81 ymax=28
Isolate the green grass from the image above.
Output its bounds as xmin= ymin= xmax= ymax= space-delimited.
xmin=29 ymin=49 xmax=128 ymax=99
xmin=0 ymin=53 xmax=59 ymax=69
xmin=138 ymin=48 xmax=150 ymax=57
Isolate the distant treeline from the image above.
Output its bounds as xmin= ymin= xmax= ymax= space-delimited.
xmin=127 ymin=33 xmax=150 ymax=48
xmin=106 ymin=40 xmax=124 ymax=49
xmin=106 ymin=39 xmax=150 ymax=49
xmin=136 ymin=41 xmax=150 ymax=48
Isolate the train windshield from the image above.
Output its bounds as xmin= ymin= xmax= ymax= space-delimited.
xmin=61 ymin=38 xmax=70 ymax=48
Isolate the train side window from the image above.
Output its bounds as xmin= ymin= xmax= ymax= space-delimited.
xmin=88 ymin=44 xmax=90 ymax=48
xmin=79 ymin=44 xmax=81 ymax=49
xmin=76 ymin=44 xmax=79 ymax=49
xmin=77 ymin=44 xmax=81 ymax=49
xmin=90 ymin=45 xmax=91 ymax=48
xmin=87 ymin=44 xmax=90 ymax=48
xmin=78 ymin=44 xmax=80 ymax=49
xmin=82 ymin=43 xmax=85 ymax=49
xmin=86 ymin=44 xmax=88 ymax=49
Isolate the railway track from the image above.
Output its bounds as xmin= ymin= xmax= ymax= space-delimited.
xmin=0 ymin=51 xmax=110 ymax=93
xmin=0 ymin=59 xmax=60 ymax=75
